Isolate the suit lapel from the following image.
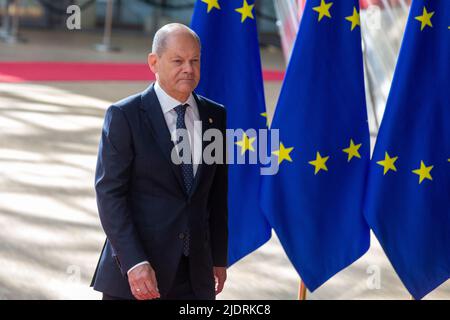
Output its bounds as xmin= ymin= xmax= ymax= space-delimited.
xmin=187 ymin=93 xmax=212 ymax=197
xmin=140 ymin=84 xmax=186 ymax=195
xmin=140 ymin=85 xmax=214 ymax=199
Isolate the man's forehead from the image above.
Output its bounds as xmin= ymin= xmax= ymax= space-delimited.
xmin=166 ymin=33 xmax=199 ymax=47
xmin=163 ymin=37 xmax=200 ymax=55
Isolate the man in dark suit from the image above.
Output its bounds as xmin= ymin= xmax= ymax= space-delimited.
xmin=90 ymin=23 xmax=228 ymax=300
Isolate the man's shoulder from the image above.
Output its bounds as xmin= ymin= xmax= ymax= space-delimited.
xmin=110 ymin=92 xmax=142 ymax=112
xmin=195 ymin=94 xmax=226 ymax=115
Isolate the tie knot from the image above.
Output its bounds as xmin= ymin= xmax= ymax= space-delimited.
xmin=174 ymin=104 xmax=189 ymax=117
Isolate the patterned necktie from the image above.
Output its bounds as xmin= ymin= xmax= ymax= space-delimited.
xmin=174 ymin=103 xmax=193 ymax=256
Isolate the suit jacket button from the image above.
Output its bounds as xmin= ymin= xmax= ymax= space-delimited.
xmin=178 ymin=232 xmax=185 ymax=240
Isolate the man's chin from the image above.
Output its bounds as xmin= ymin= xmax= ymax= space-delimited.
xmin=176 ymin=84 xmax=197 ymax=94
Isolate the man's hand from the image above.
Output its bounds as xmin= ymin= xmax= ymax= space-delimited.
xmin=128 ymin=264 xmax=160 ymax=300
xmin=213 ymin=267 xmax=227 ymax=295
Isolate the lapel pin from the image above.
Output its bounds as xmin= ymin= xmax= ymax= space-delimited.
xmin=208 ymin=118 xmax=213 ymax=124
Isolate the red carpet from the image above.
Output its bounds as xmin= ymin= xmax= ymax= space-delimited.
xmin=0 ymin=62 xmax=284 ymax=83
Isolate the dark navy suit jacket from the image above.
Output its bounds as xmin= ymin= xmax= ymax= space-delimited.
xmin=90 ymin=84 xmax=228 ymax=299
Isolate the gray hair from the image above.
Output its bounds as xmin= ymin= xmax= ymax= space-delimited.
xmin=152 ymin=23 xmax=201 ymax=56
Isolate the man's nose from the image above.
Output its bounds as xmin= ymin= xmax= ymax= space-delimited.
xmin=182 ymin=62 xmax=194 ymax=74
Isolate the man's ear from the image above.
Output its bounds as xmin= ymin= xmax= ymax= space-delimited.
xmin=148 ymin=53 xmax=158 ymax=74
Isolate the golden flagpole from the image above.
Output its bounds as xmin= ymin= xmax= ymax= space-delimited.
xmin=298 ymin=280 xmax=307 ymax=300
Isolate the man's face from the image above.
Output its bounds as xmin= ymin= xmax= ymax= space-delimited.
xmin=149 ymin=33 xmax=200 ymax=100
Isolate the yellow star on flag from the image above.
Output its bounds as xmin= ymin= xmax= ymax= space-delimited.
xmin=260 ymin=112 xmax=270 ymax=127
xmin=415 ymin=6 xmax=434 ymax=31
xmin=313 ymin=0 xmax=333 ymax=22
xmin=309 ymin=152 xmax=329 ymax=175
xmin=345 ymin=7 xmax=360 ymax=31
xmin=235 ymin=0 xmax=254 ymax=23
xmin=235 ymin=133 xmax=256 ymax=155
xmin=342 ymin=139 xmax=362 ymax=162
xmin=412 ymin=161 xmax=433 ymax=184
xmin=272 ymin=142 xmax=294 ymax=165
xmin=377 ymin=152 xmax=398 ymax=175
xmin=201 ymin=0 xmax=220 ymax=13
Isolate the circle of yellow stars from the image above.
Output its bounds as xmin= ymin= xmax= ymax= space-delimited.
xmin=212 ymin=0 xmax=449 ymax=181
xmin=236 ymin=130 xmax=447 ymax=184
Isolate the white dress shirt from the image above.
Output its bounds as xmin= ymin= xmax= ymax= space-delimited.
xmin=154 ymin=81 xmax=202 ymax=176
xmin=127 ymin=82 xmax=202 ymax=275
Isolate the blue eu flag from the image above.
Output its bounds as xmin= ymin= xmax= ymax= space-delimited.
xmin=191 ymin=0 xmax=272 ymax=265
xmin=365 ymin=0 xmax=450 ymax=299
xmin=260 ymin=0 xmax=370 ymax=291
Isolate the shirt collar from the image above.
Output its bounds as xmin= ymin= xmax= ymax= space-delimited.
xmin=154 ymin=81 xmax=196 ymax=114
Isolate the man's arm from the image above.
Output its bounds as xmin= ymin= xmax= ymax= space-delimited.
xmin=208 ymin=107 xmax=228 ymax=295
xmin=95 ymin=105 xmax=148 ymax=276
xmin=208 ymin=108 xmax=228 ymax=267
